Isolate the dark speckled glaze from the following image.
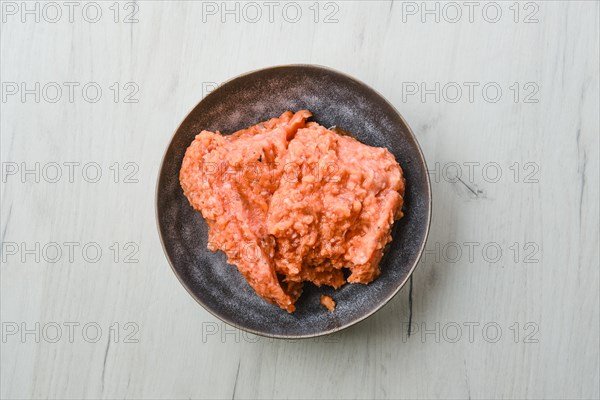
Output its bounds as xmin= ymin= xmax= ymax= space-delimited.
xmin=156 ymin=65 xmax=431 ymax=338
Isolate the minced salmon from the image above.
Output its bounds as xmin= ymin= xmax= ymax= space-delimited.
xmin=320 ymin=295 xmax=336 ymax=312
xmin=180 ymin=110 xmax=405 ymax=312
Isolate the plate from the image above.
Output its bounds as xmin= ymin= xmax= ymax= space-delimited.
xmin=156 ymin=65 xmax=431 ymax=338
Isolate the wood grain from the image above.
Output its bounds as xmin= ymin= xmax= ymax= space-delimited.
xmin=1 ymin=1 xmax=598 ymax=399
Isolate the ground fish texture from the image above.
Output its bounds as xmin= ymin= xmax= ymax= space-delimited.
xmin=180 ymin=110 xmax=405 ymax=312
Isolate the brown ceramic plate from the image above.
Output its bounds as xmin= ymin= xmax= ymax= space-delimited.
xmin=156 ymin=65 xmax=431 ymax=338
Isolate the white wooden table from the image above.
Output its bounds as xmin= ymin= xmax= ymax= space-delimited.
xmin=1 ymin=1 xmax=598 ymax=399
